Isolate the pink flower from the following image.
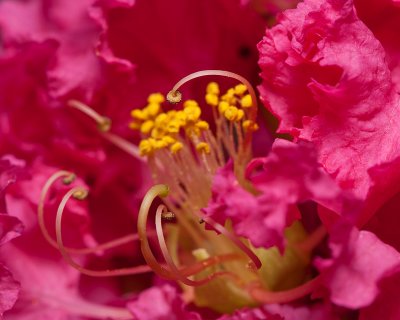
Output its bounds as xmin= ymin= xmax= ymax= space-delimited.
xmin=2 ymin=0 xmax=400 ymax=318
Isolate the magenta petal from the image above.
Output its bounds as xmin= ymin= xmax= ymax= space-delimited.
xmin=258 ymin=0 xmax=400 ymax=202
xmin=0 ymin=264 xmax=20 ymax=316
xmin=205 ymin=139 xmax=349 ymax=249
xmin=317 ymin=227 xmax=400 ymax=308
xmin=0 ymin=214 xmax=23 ymax=246
xmin=219 ymin=303 xmax=338 ymax=320
xmin=127 ymin=285 xmax=201 ymax=320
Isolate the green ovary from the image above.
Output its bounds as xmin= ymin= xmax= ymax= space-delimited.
xmin=190 ymin=221 xmax=311 ymax=314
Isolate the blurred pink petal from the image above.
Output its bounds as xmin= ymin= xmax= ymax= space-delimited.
xmin=127 ymin=285 xmax=201 ymax=320
xmin=316 ymin=226 xmax=400 ymax=308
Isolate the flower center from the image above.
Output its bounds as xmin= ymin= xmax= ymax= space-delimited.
xmin=38 ymin=71 xmax=321 ymax=316
xmin=131 ymin=71 xmax=312 ymax=313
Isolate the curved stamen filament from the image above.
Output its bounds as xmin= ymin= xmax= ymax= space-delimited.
xmin=56 ymin=187 xmax=152 ymax=277
xmin=137 ymin=184 xmax=175 ymax=279
xmin=67 ymin=100 xmax=143 ymax=161
xmin=101 ymin=131 xmax=142 ymax=160
xmin=167 ymin=70 xmax=258 ymax=124
xmin=179 ymin=253 xmax=243 ymax=277
xmin=138 ymin=185 xmax=247 ymax=282
xmin=39 ymin=171 xmax=146 ymax=255
xmin=155 ymin=205 xmax=239 ymax=286
xmin=68 ymin=100 xmax=111 ymax=132
xmin=248 ymin=276 xmax=321 ymax=304
xmin=39 ymin=170 xmax=76 ymax=250
xmin=200 ymin=214 xmax=262 ymax=270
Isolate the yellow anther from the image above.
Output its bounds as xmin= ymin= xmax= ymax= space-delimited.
xmin=218 ymin=101 xmax=229 ymax=114
xmin=129 ymin=121 xmax=141 ymax=130
xmin=139 ymin=139 xmax=153 ymax=156
xmin=206 ymin=82 xmax=220 ymax=95
xmin=147 ymin=93 xmax=165 ymax=104
xmin=184 ymin=106 xmax=201 ymax=122
xmin=151 ymin=127 xmax=165 ymax=139
xmin=196 ymin=142 xmax=210 ymax=154
xmin=240 ymin=94 xmax=252 ymax=108
xmin=234 ymin=84 xmax=247 ymax=96
xmin=167 ymin=120 xmax=181 ymax=133
xmin=154 ymin=139 xmax=168 ymax=150
xmin=167 ymin=110 xmax=177 ymax=118
xmin=155 ymin=113 xmax=168 ymax=125
xmin=140 ymin=120 xmax=154 ymax=134
xmin=174 ymin=111 xmax=187 ymax=125
xmin=196 ymin=121 xmax=209 ymax=131
xmin=205 ymin=93 xmax=219 ymax=107
xmin=224 ymin=106 xmax=240 ymax=121
xmin=183 ymin=100 xmax=199 ymax=108
xmin=170 ymin=142 xmax=183 ymax=154
xmin=243 ymin=120 xmax=259 ymax=131
xmin=131 ymin=109 xmax=146 ymax=121
xmin=162 ymin=136 xmax=176 ymax=145
xmin=221 ymin=88 xmax=235 ymax=103
xmin=146 ymin=103 xmax=161 ymax=117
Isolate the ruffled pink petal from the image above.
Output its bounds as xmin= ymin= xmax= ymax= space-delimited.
xmin=359 ymin=270 xmax=400 ymax=320
xmin=316 ymin=226 xmax=400 ymax=308
xmin=0 ymin=264 xmax=20 ymax=317
xmin=127 ymin=285 xmax=201 ymax=320
xmin=0 ymin=0 xmax=136 ymax=102
xmin=354 ymin=0 xmax=400 ymax=91
xmin=258 ymin=0 xmax=400 ymax=203
xmin=205 ymin=139 xmax=349 ymax=249
xmin=0 ymin=214 xmax=23 ymax=247
xmin=219 ymin=303 xmax=338 ymax=320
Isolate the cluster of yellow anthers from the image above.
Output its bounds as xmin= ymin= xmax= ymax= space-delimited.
xmin=130 ymin=82 xmax=258 ymax=157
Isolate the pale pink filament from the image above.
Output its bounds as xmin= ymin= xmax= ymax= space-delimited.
xmin=248 ymin=276 xmax=321 ymax=304
xmin=155 ymin=205 xmax=239 ymax=286
xmin=200 ymin=214 xmax=262 ymax=270
xmin=67 ymin=100 xmax=143 ymax=161
xmin=38 ymin=171 xmax=146 ymax=255
xmin=55 ymin=187 xmax=152 ymax=277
